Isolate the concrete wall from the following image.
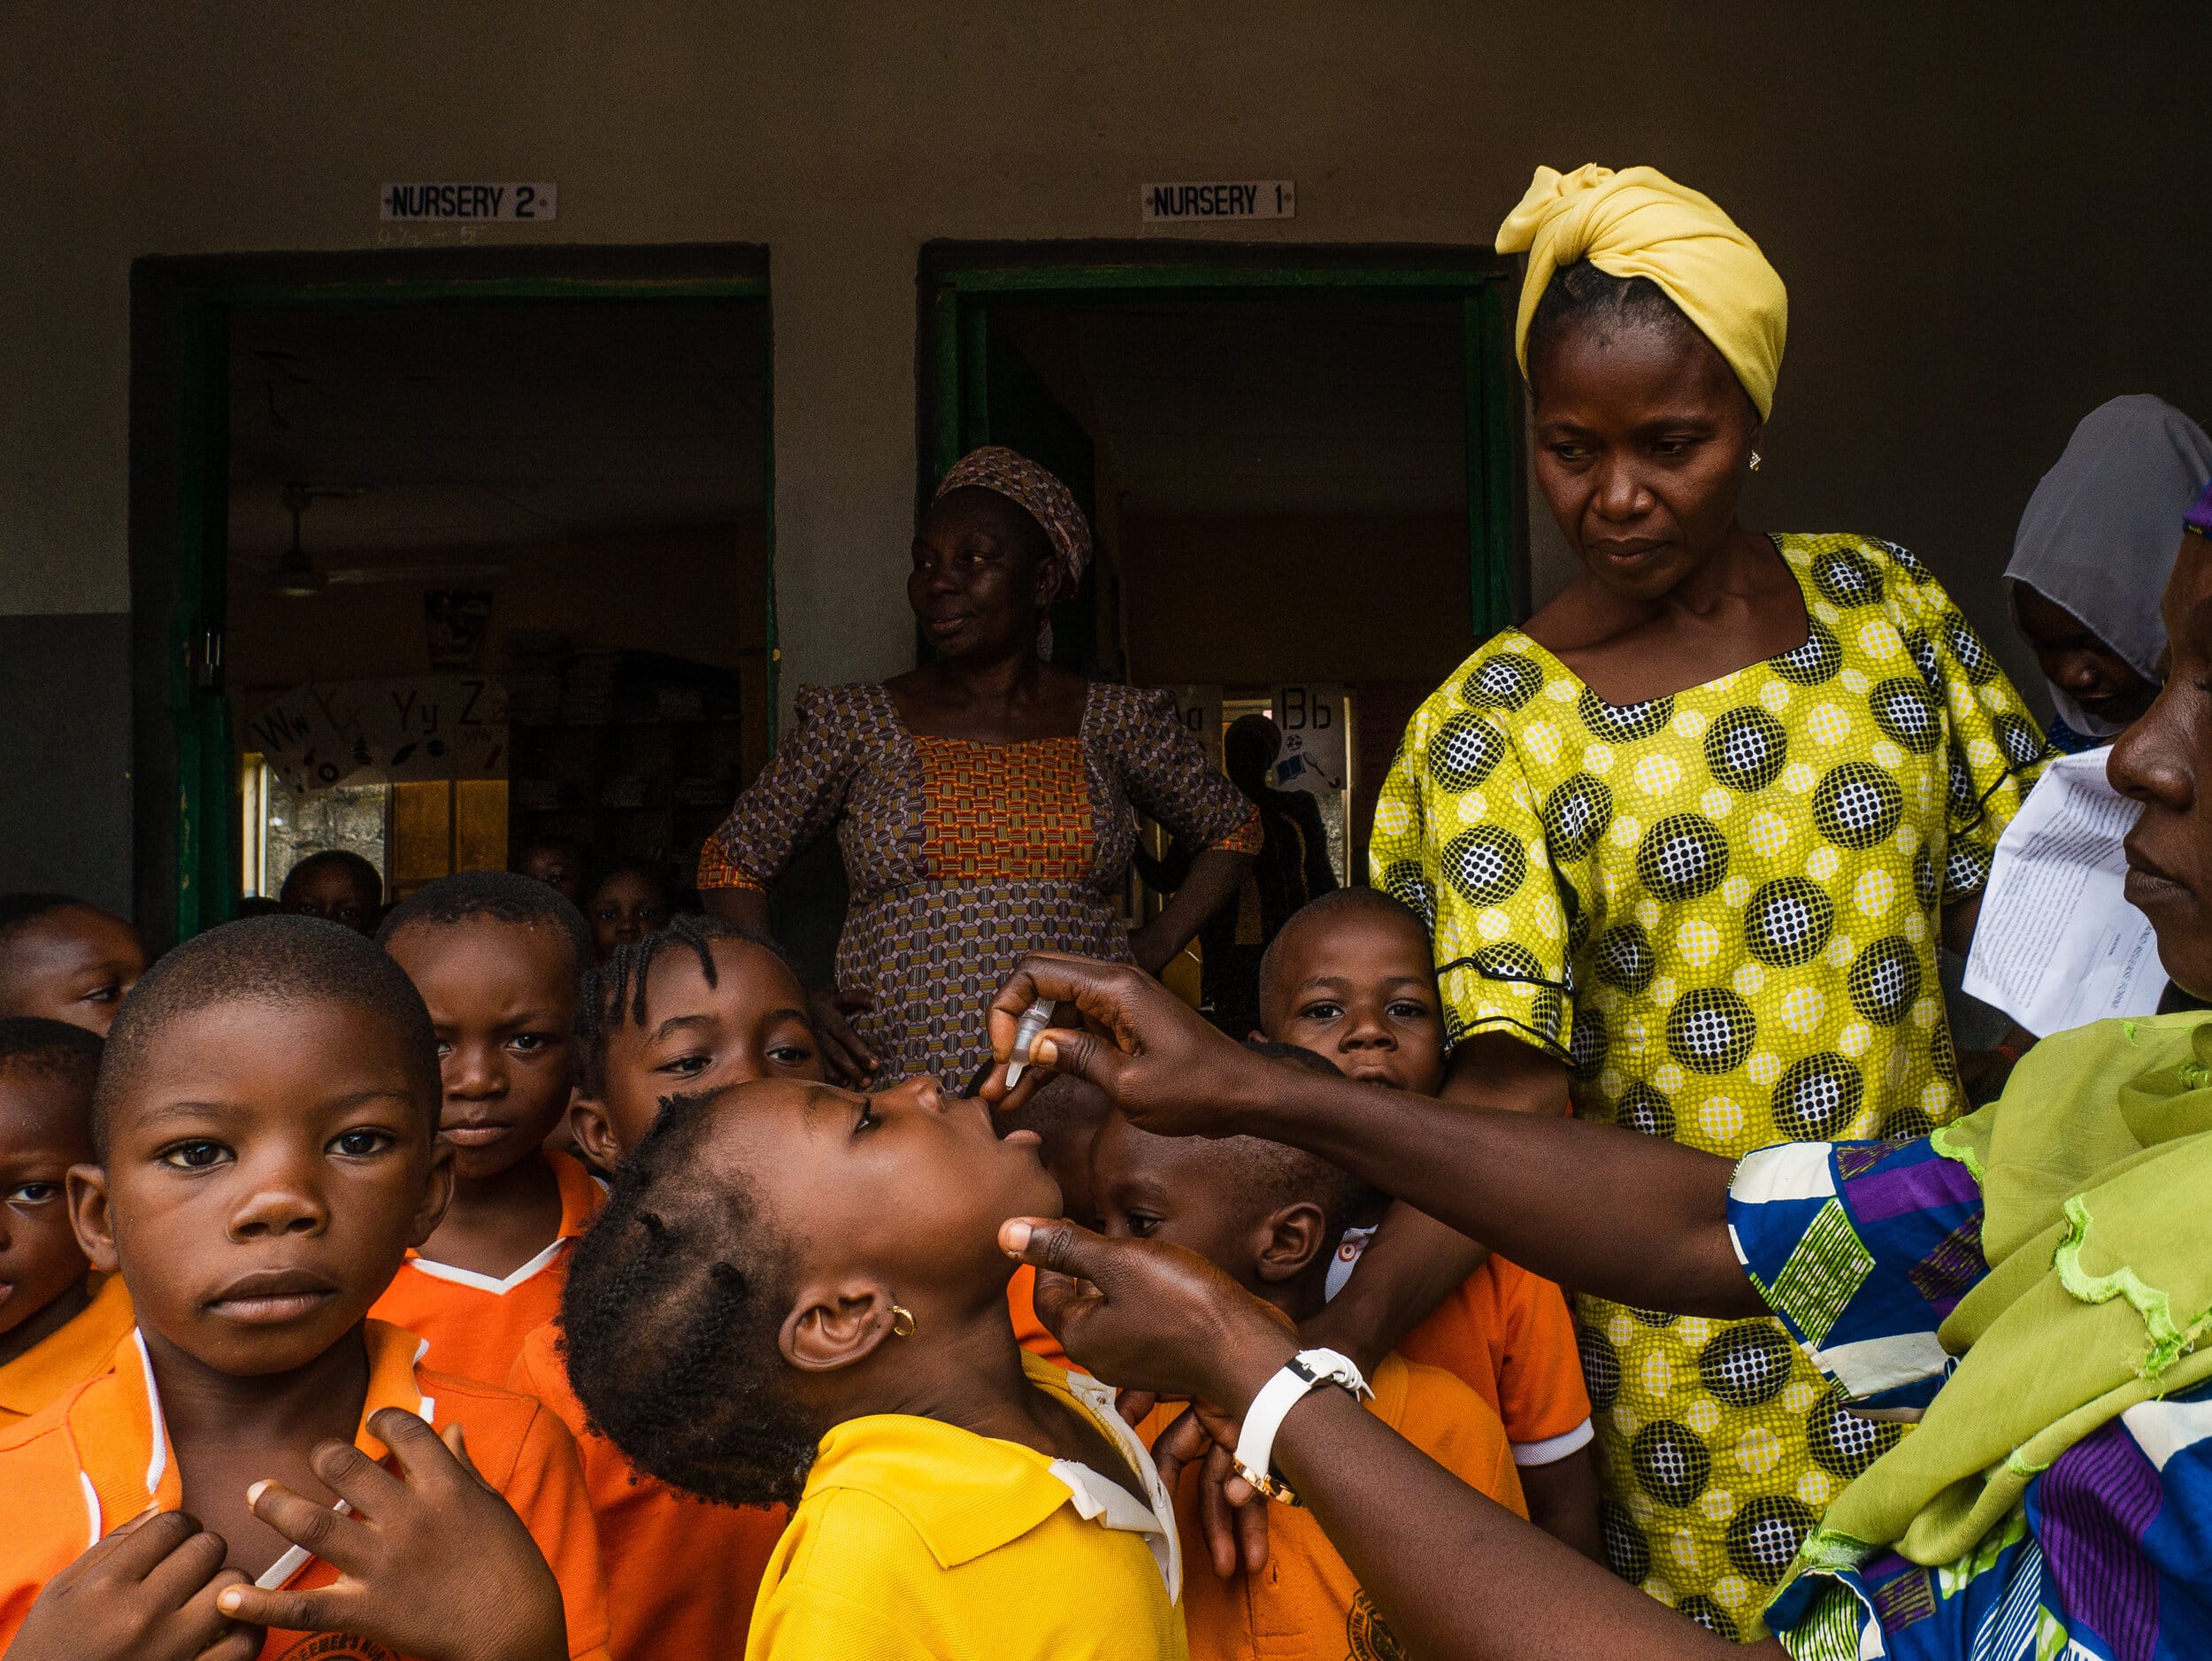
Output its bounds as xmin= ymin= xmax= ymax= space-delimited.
xmin=5 ymin=2 xmax=2208 ymax=906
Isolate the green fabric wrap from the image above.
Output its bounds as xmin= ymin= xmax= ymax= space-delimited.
xmin=1775 ymin=1011 xmax=2212 ymax=1600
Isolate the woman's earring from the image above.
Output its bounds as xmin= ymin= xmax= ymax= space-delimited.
xmin=1749 ymin=450 xmax=1763 ymax=472
xmin=889 ymin=1305 xmax=918 ymax=1339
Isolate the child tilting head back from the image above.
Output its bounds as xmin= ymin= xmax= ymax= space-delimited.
xmin=370 ymin=872 xmax=601 ymax=1387
xmin=520 ymin=914 xmax=818 ymax=1660
xmin=0 ymin=895 xmax=146 ymax=1037
xmin=1089 ymin=1047 xmax=1521 ymax=1661
xmin=561 ymin=1076 xmax=1188 ymax=1660
xmin=0 ymin=1018 xmax=130 ymax=1425
xmin=1256 ymin=888 xmax=1600 ymax=1552
xmin=0 ymin=915 xmax=609 ymax=1661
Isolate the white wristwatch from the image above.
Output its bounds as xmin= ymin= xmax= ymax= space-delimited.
xmin=1233 ymin=1348 xmax=1373 ymax=1504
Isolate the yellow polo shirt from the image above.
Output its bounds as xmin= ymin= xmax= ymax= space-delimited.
xmin=749 ymin=1352 xmax=1187 ymax=1660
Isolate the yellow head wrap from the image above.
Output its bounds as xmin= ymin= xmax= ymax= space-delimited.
xmin=1495 ymin=164 xmax=1788 ymax=420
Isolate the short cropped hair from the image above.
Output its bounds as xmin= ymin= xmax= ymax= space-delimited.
xmin=1256 ymin=885 xmax=1434 ymax=1011
xmin=557 ymin=1086 xmax=815 ymax=1507
xmin=573 ymin=915 xmax=805 ymax=1096
xmin=376 ymin=870 xmax=592 ymax=976
xmin=280 ymin=849 xmax=383 ymax=904
xmin=1177 ymin=1042 xmax=1385 ymax=1239
xmin=94 ymin=915 xmax=439 ymax=1157
xmin=0 ymin=1017 xmax=104 ymax=1096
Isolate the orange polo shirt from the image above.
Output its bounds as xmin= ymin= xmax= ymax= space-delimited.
xmin=370 ymin=1150 xmax=604 ymax=1387
xmin=0 ymin=1319 xmax=611 ymax=1661
xmin=1141 ymin=1353 xmax=1522 ymax=1661
xmin=0 ymin=1276 xmax=134 ymax=1430
xmin=511 ymin=1319 xmax=787 ymax=1661
xmin=1008 ymin=1264 xmax=1071 ymax=1370
xmin=1393 ymin=1256 xmax=1594 ymax=1466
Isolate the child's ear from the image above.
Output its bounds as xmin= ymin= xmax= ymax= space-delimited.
xmin=410 ymin=1140 xmax=455 ymax=1247
xmin=1253 ymin=1201 xmax=1330 ymax=1285
xmin=780 ymin=1279 xmax=902 ymax=1373
xmin=567 ymin=1092 xmax=621 ymax=1173
xmin=67 ymin=1163 xmax=119 ymax=1273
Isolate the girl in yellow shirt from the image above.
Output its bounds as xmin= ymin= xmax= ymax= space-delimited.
xmin=557 ymin=1074 xmax=1187 ymax=1661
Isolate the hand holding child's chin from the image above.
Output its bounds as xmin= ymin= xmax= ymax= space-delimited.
xmin=212 ymin=1410 xmax=567 ymax=1661
xmin=7 ymin=1510 xmax=260 ymax=1661
xmin=1000 ymin=1216 xmax=1297 ymax=1409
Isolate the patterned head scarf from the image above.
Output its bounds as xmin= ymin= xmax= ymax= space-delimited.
xmin=932 ymin=446 xmax=1093 ymax=604
xmin=1496 ymin=164 xmax=1789 ymax=420
xmin=2006 ymin=395 xmax=2212 ymax=736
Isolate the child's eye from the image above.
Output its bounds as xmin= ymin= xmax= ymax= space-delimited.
xmin=82 ymin=981 xmax=122 ymax=1004
xmin=1126 ymin=1212 xmax=1162 ymax=1238
xmin=509 ymin=1034 xmax=552 ymax=1055
xmin=1387 ymin=1001 xmax=1433 ymax=1021
xmin=769 ymin=1044 xmax=813 ymax=1067
xmin=159 ymin=1140 xmax=232 ymax=1171
xmin=853 ymin=1099 xmax=879 ymax=1134
xmin=329 ymin=1127 xmax=396 ymax=1158
xmin=434 ymin=1041 xmax=454 ymax=1060
xmin=657 ymin=1051 xmax=711 ymax=1077
xmin=1295 ymin=1001 xmax=1343 ymax=1022
xmin=4 ymin=1181 xmax=62 ymax=1205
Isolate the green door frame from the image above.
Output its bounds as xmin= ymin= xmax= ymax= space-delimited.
xmin=917 ymin=241 xmax=1526 ymax=641
xmin=129 ymin=246 xmax=772 ymax=950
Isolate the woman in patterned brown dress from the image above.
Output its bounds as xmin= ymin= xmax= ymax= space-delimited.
xmin=701 ymin=447 xmax=1259 ymax=1086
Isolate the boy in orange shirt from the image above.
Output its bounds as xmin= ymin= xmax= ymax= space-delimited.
xmin=1258 ymin=888 xmax=1600 ymax=1553
xmin=372 ymin=873 xmax=602 ymax=1385
xmin=0 ymin=1019 xmax=134 ymax=1427
xmin=0 ymin=914 xmax=609 ymax=1661
xmin=511 ymin=916 xmax=810 ymax=1661
xmin=0 ymin=894 xmax=146 ymax=1036
xmin=1089 ymin=1088 xmax=1524 ymax=1661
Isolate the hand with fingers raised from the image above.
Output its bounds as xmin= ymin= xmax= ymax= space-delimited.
xmin=978 ymin=951 xmax=1271 ymax=1134
xmin=5 ymin=1509 xmax=263 ymax=1661
xmin=210 ymin=1408 xmax=569 ymax=1661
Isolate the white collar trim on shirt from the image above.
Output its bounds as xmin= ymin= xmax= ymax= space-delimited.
xmin=1057 ymin=1368 xmax=1182 ymax=1603
xmin=404 ymin=1234 xmax=568 ymax=1296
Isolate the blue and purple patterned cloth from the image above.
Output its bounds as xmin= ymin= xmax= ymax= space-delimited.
xmin=1730 ymin=1134 xmax=2212 ymax=1659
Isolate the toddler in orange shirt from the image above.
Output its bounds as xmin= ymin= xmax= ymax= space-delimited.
xmin=371 ymin=873 xmax=602 ymax=1385
xmin=513 ymin=915 xmax=814 ymax=1661
xmin=1258 ymin=888 xmax=1598 ymax=1553
xmin=0 ymin=1019 xmax=134 ymax=1427
xmin=0 ymin=914 xmax=608 ymax=1661
xmin=1090 ymin=1084 xmax=1525 ymax=1661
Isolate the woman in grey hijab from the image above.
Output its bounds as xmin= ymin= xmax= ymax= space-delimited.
xmin=2007 ymin=394 xmax=2212 ymax=750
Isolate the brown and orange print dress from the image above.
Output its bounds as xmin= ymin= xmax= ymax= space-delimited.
xmin=698 ymin=682 xmax=1260 ymax=1085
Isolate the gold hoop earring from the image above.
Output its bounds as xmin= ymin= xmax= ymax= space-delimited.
xmin=889 ymin=1305 xmax=918 ymax=1339
xmin=1749 ymin=450 xmax=1763 ymax=472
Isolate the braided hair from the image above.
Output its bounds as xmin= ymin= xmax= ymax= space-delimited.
xmin=573 ymin=914 xmax=806 ymax=1097
xmin=556 ymin=1085 xmax=817 ymax=1506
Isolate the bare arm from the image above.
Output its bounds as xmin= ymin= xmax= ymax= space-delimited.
xmin=985 ymin=955 xmax=1762 ymax=1320
xmin=701 ymin=887 xmax=771 ymax=931
xmin=1302 ymin=1034 xmax=1570 ymax=1366
xmin=1011 ymin=1219 xmax=1775 ymax=1661
xmin=1129 ymin=848 xmax=1251 ymax=978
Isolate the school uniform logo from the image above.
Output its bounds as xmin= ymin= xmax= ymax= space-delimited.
xmin=1346 ymin=1591 xmax=1406 ymax=1661
xmin=274 ymin=1634 xmax=400 ymax=1661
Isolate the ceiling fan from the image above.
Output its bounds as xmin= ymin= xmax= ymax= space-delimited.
xmin=266 ymin=484 xmax=509 ymax=598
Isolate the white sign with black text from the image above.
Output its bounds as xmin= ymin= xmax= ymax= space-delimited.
xmin=1141 ymin=181 xmax=1294 ymax=223
xmin=380 ymin=182 xmax=557 ymax=221
xmin=1269 ymin=683 xmax=1347 ymax=793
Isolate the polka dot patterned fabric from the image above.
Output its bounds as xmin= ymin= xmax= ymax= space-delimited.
xmin=1370 ymin=533 xmax=2049 ymax=1638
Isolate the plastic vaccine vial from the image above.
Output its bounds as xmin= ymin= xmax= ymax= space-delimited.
xmin=1004 ymin=1000 xmax=1055 ymax=1088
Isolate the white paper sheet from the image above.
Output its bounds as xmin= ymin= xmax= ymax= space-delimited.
xmin=1961 ymin=747 xmax=2165 ymax=1037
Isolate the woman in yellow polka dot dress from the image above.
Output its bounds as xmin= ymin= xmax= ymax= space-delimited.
xmin=1367 ymin=165 xmax=2050 ymax=1640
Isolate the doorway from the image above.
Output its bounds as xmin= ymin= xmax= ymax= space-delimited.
xmin=131 ymin=247 xmax=772 ymax=947
xmin=918 ymin=242 xmax=1524 ymax=888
